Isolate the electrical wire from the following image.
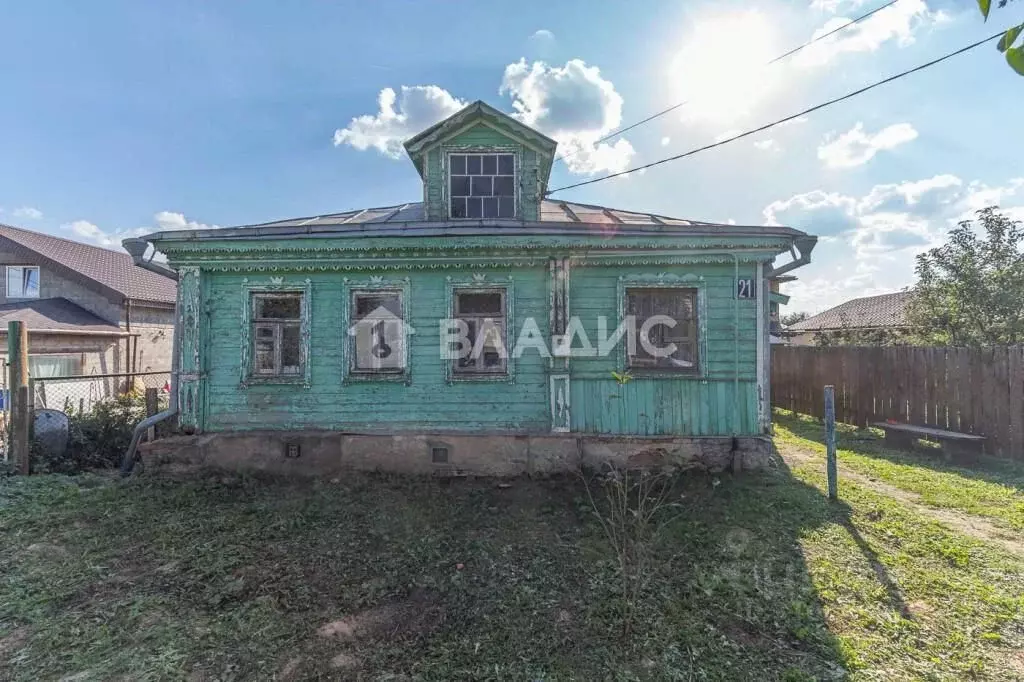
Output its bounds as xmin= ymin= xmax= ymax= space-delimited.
xmin=553 ymin=0 xmax=902 ymax=165
xmin=545 ymin=29 xmax=1006 ymax=196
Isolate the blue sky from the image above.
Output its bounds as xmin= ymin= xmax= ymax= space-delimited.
xmin=1 ymin=0 xmax=1022 ymax=313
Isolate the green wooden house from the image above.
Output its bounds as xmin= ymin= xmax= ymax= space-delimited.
xmin=127 ymin=101 xmax=816 ymax=476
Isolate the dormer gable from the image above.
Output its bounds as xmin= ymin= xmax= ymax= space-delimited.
xmin=403 ymin=101 xmax=557 ymax=222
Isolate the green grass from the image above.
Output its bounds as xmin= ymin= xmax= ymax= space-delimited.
xmin=775 ymin=409 xmax=1024 ymax=532
xmin=1 ymin=464 xmax=1022 ymax=680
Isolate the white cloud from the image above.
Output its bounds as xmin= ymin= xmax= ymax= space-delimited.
xmin=529 ymin=29 xmax=555 ymax=44
xmin=333 ymin=86 xmax=467 ymax=158
xmin=12 ymin=207 xmax=42 ymax=220
xmin=661 ymin=136 xmax=671 ymax=146
xmin=796 ymin=0 xmax=944 ymax=67
xmin=62 ymin=211 xmax=217 ymax=250
xmin=153 ymin=211 xmax=216 ymax=232
xmin=817 ymin=122 xmax=918 ymax=168
xmin=500 ymin=58 xmax=634 ymax=175
xmin=753 ymin=139 xmax=781 ymax=152
xmin=765 ymin=175 xmax=1024 ymax=312
xmin=714 ymin=129 xmax=741 ymax=143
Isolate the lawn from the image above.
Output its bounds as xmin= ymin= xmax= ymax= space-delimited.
xmin=1 ymin=458 xmax=1023 ymax=680
xmin=775 ymin=409 xmax=1024 ymax=532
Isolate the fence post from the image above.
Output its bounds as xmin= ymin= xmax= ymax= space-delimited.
xmin=7 ymin=321 xmax=29 ymax=474
xmin=825 ymin=385 xmax=837 ymax=500
xmin=145 ymin=387 xmax=158 ymax=442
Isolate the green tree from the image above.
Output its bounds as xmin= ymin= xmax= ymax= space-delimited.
xmin=780 ymin=311 xmax=808 ymax=326
xmin=906 ymin=207 xmax=1024 ymax=346
xmin=978 ymin=0 xmax=1024 ymax=76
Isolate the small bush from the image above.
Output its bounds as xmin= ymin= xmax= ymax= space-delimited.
xmin=33 ymin=393 xmax=148 ymax=473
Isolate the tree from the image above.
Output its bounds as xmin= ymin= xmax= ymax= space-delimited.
xmin=906 ymin=207 xmax=1024 ymax=346
xmin=780 ymin=311 xmax=808 ymax=327
xmin=978 ymin=0 xmax=1024 ymax=76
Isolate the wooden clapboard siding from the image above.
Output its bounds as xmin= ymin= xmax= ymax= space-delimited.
xmin=569 ymin=264 xmax=761 ymax=435
xmin=772 ymin=345 xmax=1024 ymax=460
xmin=202 ymin=268 xmax=551 ymax=432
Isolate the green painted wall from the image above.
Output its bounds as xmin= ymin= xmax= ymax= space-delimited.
xmin=567 ymin=264 xmax=760 ymax=435
xmin=196 ymin=261 xmax=763 ymax=437
xmin=423 ymin=123 xmax=541 ymax=221
xmin=202 ymin=267 xmax=551 ymax=432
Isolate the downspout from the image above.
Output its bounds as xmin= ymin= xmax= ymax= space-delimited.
xmin=120 ymin=238 xmax=179 ymax=476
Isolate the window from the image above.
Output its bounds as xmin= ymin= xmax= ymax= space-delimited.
xmin=448 ymin=153 xmax=516 ymax=219
xmin=626 ymin=288 xmax=699 ymax=372
xmin=453 ymin=289 xmax=507 ymax=375
xmin=29 ymin=355 xmax=82 ymax=378
xmin=350 ymin=290 xmax=406 ymax=375
xmin=6 ymin=266 xmax=39 ymax=298
xmin=251 ymin=292 xmax=304 ymax=377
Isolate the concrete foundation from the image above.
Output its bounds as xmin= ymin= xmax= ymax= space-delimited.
xmin=139 ymin=431 xmax=773 ymax=477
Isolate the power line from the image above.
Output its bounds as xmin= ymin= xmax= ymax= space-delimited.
xmin=545 ymin=29 xmax=1006 ymax=196
xmin=553 ymin=0 xmax=901 ymax=165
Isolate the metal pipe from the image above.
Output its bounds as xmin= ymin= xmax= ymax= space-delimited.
xmin=121 ymin=237 xmax=180 ymax=476
xmin=121 ymin=296 xmax=178 ymax=476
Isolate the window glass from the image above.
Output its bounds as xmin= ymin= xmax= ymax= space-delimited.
xmin=351 ymin=290 xmax=405 ymax=374
xmin=6 ymin=266 xmax=40 ymax=298
xmin=625 ymin=287 xmax=699 ymax=372
xmin=449 ymin=153 xmax=515 ymax=219
xmin=453 ymin=289 xmax=507 ymax=375
xmin=250 ymin=293 xmax=304 ymax=378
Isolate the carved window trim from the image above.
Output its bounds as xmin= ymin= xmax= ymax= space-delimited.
xmin=616 ymin=274 xmax=708 ymax=379
xmin=239 ymin=278 xmax=312 ymax=388
xmin=340 ymin=276 xmax=412 ymax=384
xmin=444 ymin=275 xmax=515 ymax=384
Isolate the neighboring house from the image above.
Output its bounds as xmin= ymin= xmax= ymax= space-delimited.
xmin=784 ymin=291 xmax=912 ymax=345
xmin=129 ymin=101 xmax=816 ymax=475
xmin=0 ymin=224 xmax=177 ymax=381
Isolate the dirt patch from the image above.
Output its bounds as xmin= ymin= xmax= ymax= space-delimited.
xmin=779 ymin=443 xmax=1024 ymax=556
xmin=0 ymin=626 xmax=30 ymax=659
xmin=317 ymin=589 xmax=446 ymax=642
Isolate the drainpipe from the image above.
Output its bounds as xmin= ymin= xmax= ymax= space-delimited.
xmin=120 ymin=238 xmax=179 ymax=476
xmin=765 ymin=236 xmax=816 ymax=278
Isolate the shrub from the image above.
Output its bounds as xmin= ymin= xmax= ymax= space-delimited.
xmin=33 ymin=393 xmax=148 ymax=473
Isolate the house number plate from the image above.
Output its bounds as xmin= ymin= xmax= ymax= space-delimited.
xmin=736 ymin=277 xmax=755 ymax=299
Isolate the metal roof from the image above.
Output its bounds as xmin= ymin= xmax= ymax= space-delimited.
xmin=0 ymin=224 xmax=177 ymax=305
xmin=144 ymin=200 xmax=807 ymax=242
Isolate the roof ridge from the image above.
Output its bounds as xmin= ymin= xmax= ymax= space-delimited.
xmin=0 ymin=222 xmax=133 ymax=257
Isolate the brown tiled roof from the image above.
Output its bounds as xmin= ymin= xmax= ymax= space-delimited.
xmin=0 ymin=224 xmax=175 ymax=305
xmin=0 ymin=298 xmax=124 ymax=334
xmin=788 ymin=291 xmax=912 ymax=332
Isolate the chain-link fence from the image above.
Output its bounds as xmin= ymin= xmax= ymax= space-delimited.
xmin=29 ymin=370 xmax=172 ymax=415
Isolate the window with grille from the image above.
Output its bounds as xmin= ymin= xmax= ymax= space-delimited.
xmin=6 ymin=266 xmax=40 ymax=298
xmin=453 ymin=289 xmax=507 ymax=375
xmin=251 ymin=293 xmax=304 ymax=377
xmin=625 ymin=287 xmax=699 ymax=373
xmin=350 ymin=290 xmax=406 ymax=375
xmin=448 ymin=153 xmax=516 ymax=219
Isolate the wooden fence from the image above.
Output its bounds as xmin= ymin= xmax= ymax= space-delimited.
xmin=772 ymin=345 xmax=1024 ymax=460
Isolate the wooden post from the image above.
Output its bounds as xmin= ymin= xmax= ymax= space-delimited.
xmin=145 ymin=387 xmax=158 ymax=442
xmin=825 ymin=384 xmax=837 ymax=500
xmin=7 ymin=321 xmax=29 ymax=474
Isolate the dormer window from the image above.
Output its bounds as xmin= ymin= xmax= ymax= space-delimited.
xmin=449 ymin=153 xmax=516 ymax=219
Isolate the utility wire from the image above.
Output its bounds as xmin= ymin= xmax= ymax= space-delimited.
xmin=545 ymin=29 xmax=1006 ymax=196
xmin=553 ymin=0 xmax=901 ymax=165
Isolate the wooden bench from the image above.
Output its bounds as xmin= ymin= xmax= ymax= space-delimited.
xmin=872 ymin=422 xmax=986 ymax=462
